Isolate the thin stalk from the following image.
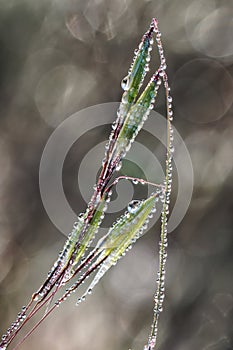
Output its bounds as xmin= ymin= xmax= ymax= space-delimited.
xmin=146 ymin=21 xmax=174 ymax=349
xmin=11 ymin=255 xmax=108 ymax=350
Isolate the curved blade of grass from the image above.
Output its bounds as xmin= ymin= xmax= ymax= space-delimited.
xmin=78 ymin=191 xmax=161 ymax=304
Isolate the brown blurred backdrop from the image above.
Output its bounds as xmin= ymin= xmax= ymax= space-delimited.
xmin=0 ymin=0 xmax=233 ymax=349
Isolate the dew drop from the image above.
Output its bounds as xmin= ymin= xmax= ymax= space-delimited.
xmin=149 ymin=103 xmax=154 ymax=110
xmin=168 ymin=96 xmax=172 ymax=103
xmin=78 ymin=213 xmax=84 ymax=221
xmin=115 ymin=162 xmax=122 ymax=171
xmin=127 ymin=200 xmax=141 ymax=214
xmin=158 ymin=306 xmax=163 ymax=312
xmin=139 ymin=42 xmax=143 ymax=50
xmin=159 ymin=193 xmax=165 ymax=201
xmin=112 ymin=121 xmax=117 ymax=130
xmin=149 ymin=335 xmax=156 ymax=348
xmin=170 ymin=146 xmax=175 ymax=154
xmin=121 ymin=75 xmax=129 ymax=91
xmin=32 ymin=294 xmax=39 ymax=301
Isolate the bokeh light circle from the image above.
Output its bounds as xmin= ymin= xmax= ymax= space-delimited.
xmin=172 ymin=58 xmax=233 ymax=124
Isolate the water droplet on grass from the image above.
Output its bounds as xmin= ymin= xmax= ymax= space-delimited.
xmin=121 ymin=75 xmax=129 ymax=91
xmin=115 ymin=162 xmax=122 ymax=171
xmin=127 ymin=200 xmax=140 ymax=213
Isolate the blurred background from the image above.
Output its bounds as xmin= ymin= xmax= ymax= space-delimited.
xmin=0 ymin=0 xmax=232 ymax=349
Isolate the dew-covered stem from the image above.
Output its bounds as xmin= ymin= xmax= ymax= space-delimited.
xmin=146 ymin=20 xmax=174 ymax=350
xmin=0 ymin=18 xmax=174 ymax=350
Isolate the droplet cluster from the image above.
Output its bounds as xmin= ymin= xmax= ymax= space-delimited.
xmin=0 ymin=305 xmax=27 ymax=349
